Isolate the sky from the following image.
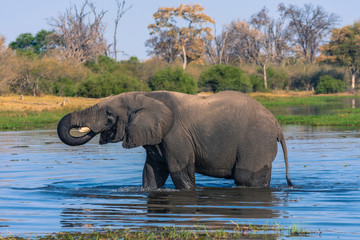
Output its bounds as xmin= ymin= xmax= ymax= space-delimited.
xmin=1 ymin=0 xmax=360 ymax=61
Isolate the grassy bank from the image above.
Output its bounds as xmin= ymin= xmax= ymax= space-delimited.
xmin=0 ymin=95 xmax=100 ymax=131
xmin=0 ymin=224 xmax=312 ymax=240
xmin=251 ymin=92 xmax=360 ymax=127
xmin=1 ymin=92 xmax=360 ymax=131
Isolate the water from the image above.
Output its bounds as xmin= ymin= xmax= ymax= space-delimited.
xmin=271 ymin=97 xmax=360 ymax=115
xmin=1 ymin=126 xmax=360 ymax=239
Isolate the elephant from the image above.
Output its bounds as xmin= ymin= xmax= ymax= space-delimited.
xmin=57 ymin=91 xmax=292 ymax=189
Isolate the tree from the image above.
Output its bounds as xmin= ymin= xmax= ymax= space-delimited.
xmin=226 ymin=12 xmax=289 ymax=90
xmin=148 ymin=4 xmax=215 ymax=69
xmin=249 ymin=7 xmax=290 ymax=89
xmin=145 ymin=29 xmax=181 ymax=65
xmin=318 ymin=22 xmax=360 ymax=91
xmin=48 ymin=0 xmax=108 ymax=63
xmin=204 ymin=24 xmax=231 ymax=65
xmin=113 ymin=0 xmax=132 ymax=61
xmin=9 ymin=30 xmax=53 ymax=54
xmin=278 ymin=3 xmax=339 ymax=64
xmin=0 ymin=36 xmax=18 ymax=94
xmin=9 ymin=33 xmax=34 ymax=51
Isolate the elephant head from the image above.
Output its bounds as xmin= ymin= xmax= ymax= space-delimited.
xmin=57 ymin=93 xmax=174 ymax=148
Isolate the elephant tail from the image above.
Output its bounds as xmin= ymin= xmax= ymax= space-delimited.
xmin=279 ymin=133 xmax=293 ymax=188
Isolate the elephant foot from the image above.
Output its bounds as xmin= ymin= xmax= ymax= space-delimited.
xmin=170 ymin=170 xmax=195 ymax=189
xmin=233 ymin=165 xmax=272 ymax=188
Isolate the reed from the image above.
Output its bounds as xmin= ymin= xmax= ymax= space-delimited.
xmin=0 ymin=223 xmax=312 ymax=239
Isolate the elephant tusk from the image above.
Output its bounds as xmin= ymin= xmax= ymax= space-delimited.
xmin=78 ymin=127 xmax=91 ymax=133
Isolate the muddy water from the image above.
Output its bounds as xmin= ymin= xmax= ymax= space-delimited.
xmin=0 ymin=126 xmax=360 ymax=239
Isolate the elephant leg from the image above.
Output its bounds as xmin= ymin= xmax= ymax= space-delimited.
xmin=142 ymin=146 xmax=169 ymax=190
xmin=233 ymin=164 xmax=272 ymax=187
xmin=169 ymin=163 xmax=195 ymax=189
xmin=166 ymin=140 xmax=196 ymax=189
xmin=233 ymin=137 xmax=276 ymax=188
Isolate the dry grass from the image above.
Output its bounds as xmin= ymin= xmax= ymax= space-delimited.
xmin=0 ymin=95 xmax=100 ymax=112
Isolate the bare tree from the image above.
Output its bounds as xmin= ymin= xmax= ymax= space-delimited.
xmin=48 ymin=0 xmax=108 ymax=63
xmin=249 ymin=7 xmax=290 ymax=89
xmin=223 ymin=8 xmax=291 ymax=89
xmin=113 ymin=0 xmax=132 ymax=61
xmin=205 ymin=24 xmax=231 ymax=65
xmin=278 ymin=3 xmax=340 ymax=64
xmin=145 ymin=29 xmax=181 ymax=65
xmin=0 ymin=36 xmax=18 ymax=94
xmin=227 ymin=20 xmax=261 ymax=64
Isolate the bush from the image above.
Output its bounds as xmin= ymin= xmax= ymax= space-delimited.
xmin=199 ymin=65 xmax=252 ymax=93
xmin=77 ymin=72 xmax=149 ymax=98
xmin=250 ymin=75 xmax=265 ymax=92
xmin=149 ymin=67 xmax=197 ymax=94
xmin=315 ymin=75 xmax=346 ymax=94
xmin=267 ymin=66 xmax=287 ymax=90
xmin=50 ymin=77 xmax=78 ymax=97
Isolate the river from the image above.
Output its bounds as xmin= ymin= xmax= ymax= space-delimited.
xmin=0 ymin=126 xmax=360 ymax=238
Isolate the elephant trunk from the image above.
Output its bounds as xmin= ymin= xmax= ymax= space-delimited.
xmin=57 ymin=112 xmax=96 ymax=146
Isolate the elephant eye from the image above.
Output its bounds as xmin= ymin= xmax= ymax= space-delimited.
xmin=106 ymin=110 xmax=113 ymax=116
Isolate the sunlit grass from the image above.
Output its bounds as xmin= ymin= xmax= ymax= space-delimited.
xmin=0 ymin=108 xmax=79 ymax=131
xmin=0 ymin=95 xmax=100 ymax=131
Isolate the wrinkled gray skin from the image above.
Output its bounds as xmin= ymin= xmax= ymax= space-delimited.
xmin=57 ymin=91 xmax=292 ymax=189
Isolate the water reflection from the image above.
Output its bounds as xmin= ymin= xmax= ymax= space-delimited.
xmin=59 ymin=187 xmax=284 ymax=229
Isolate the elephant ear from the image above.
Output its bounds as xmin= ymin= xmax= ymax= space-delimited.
xmin=122 ymin=95 xmax=174 ymax=149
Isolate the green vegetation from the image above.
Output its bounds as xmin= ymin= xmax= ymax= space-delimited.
xmin=149 ymin=67 xmax=197 ymax=94
xmin=0 ymin=107 xmax=81 ymax=131
xmin=315 ymin=75 xmax=346 ymax=94
xmin=253 ymin=94 xmax=360 ymax=126
xmin=0 ymin=224 xmax=312 ymax=239
xmin=253 ymin=94 xmax=351 ymax=108
xmin=276 ymin=109 xmax=360 ymax=126
xmin=199 ymin=65 xmax=252 ymax=93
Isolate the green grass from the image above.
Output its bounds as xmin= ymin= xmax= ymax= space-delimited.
xmin=0 ymin=224 xmax=313 ymax=240
xmin=253 ymin=95 xmax=360 ymax=127
xmin=253 ymin=94 xmax=359 ymax=108
xmin=277 ymin=109 xmax=360 ymax=126
xmin=0 ymin=107 xmax=81 ymax=131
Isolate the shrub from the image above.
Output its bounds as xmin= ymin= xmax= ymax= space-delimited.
xmin=315 ymin=75 xmax=346 ymax=94
xmin=250 ymin=75 xmax=265 ymax=92
xmin=149 ymin=67 xmax=197 ymax=94
xmin=199 ymin=65 xmax=252 ymax=93
xmin=266 ymin=66 xmax=287 ymax=90
xmin=77 ymin=72 xmax=149 ymax=98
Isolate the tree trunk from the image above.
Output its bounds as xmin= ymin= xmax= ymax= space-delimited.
xmin=114 ymin=22 xmax=118 ymax=61
xmin=182 ymin=45 xmax=187 ymax=70
xmin=263 ymin=64 xmax=268 ymax=90
xmin=351 ymin=68 xmax=356 ymax=92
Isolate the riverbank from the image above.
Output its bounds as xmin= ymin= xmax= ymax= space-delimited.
xmin=0 ymin=95 xmax=100 ymax=131
xmin=251 ymin=92 xmax=360 ymax=126
xmin=0 ymin=92 xmax=360 ymax=131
